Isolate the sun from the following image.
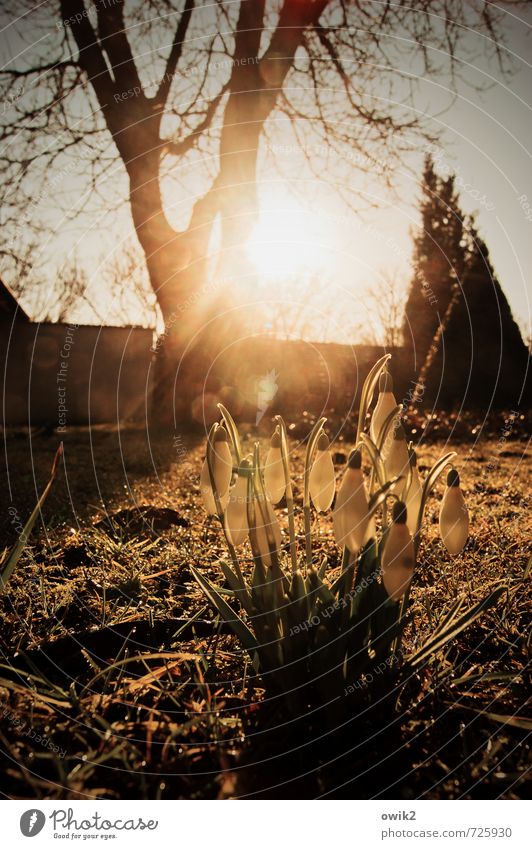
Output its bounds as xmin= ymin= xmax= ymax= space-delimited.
xmin=246 ymin=197 xmax=329 ymax=279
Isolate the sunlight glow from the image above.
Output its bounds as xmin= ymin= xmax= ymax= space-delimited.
xmin=246 ymin=198 xmax=330 ymax=279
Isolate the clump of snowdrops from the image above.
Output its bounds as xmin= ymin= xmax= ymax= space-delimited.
xmin=192 ymin=355 xmax=502 ymax=716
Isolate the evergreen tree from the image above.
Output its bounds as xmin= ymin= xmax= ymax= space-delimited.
xmin=404 ymin=157 xmax=530 ymax=407
xmin=427 ymin=232 xmax=530 ymax=406
xmin=403 ymin=156 xmax=470 ymax=363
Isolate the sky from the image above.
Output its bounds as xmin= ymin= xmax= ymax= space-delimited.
xmin=0 ymin=1 xmax=531 ymax=343
xmin=241 ymin=2 xmax=532 ymax=343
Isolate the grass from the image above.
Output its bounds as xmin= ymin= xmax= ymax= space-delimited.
xmin=0 ymin=422 xmax=530 ymax=799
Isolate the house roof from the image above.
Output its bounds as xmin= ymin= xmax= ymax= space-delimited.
xmin=0 ymin=278 xmax=30 ymax=321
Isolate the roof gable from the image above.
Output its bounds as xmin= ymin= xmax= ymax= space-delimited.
xmin=0 ymin=279 xmax=30 ymax=321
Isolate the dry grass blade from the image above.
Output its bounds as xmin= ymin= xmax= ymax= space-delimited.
xmin=447 ymin=704 xmax=532 ymax=732
xmin=405 ymin=585 xmax=506 ymax=670
xmin=430 ymin=596 xmax=466 ymax=640
xmin=1 ymin=443 xmax=63 ymax=592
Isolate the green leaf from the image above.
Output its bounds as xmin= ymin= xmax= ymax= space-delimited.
xmin=355 ymin=353 xmax=391 ymax=445
xmin=288 ymin=569 xmax=310 ymax=625
xmin=217 ymin=402 xmax=242 ymax=461
xmin=354 ymin=538 xmax=379 ymax=589
xmin=219 ymin=560 xmax=254 ymax=616
xmin=308 ymin=568 xmax=337 ymax=609
xmin=329 ymin=548 xmax=354 ymax=597
xmin=191 ymin=567 xmax=260 ymax=661
xmin=359 ymin=433 xmax=386 ymax=488
xmin=318 ymin=556 xmax=328 ymax=580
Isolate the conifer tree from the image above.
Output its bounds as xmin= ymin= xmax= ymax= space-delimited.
xmin=403 ymin=156 xmax=470 ymax=363
xmin=428 ymin=232 xmax=530 ymax=405
xmin=404 ymin=157 xmax=530 ymax=407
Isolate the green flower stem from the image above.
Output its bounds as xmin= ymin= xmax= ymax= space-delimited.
xmin=217 ymin=402 xmax=242 ymax=463
xmin=339 ymin=545 xmax=353 ymax=599
xmin=275 ymin=416 xmax=298 ymax=573
xmin=303 ymin=417 xmax=327 ymax=571
xmin=413 ymin=451 xmax=456 ymax=556
xmin=206 ymin=423 xmax=245 ymax=586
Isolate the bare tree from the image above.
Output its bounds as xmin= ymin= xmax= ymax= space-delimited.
xmin=361 ymin=269 xmax=407 ymax=349
xmin=23 ymin=253 xmax=95 ymax=323
xmin=0 ymin=0 xmax=513 ymax=358
xmin=102 ymin=239 xmax=158 ymax=328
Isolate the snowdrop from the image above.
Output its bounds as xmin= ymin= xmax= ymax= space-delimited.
xmin=225 ymin=458 xmax=252 ymax=547
xmin=381 ymin=501 xmax=415 ymax=602
xmin=191 ymin=357 xmax=488 ymax=711
xmin=439 ymin=469 xmax=469 ymax=555
xmin=385 ymin=421 xmax=410 ymax=485
xmin=200 ymin=426 xmax=232 ymax=515
xmin=370 ymin=369 xmax=398 ymax=451
xmin=333 ymin=449 xmax=373 ymax=553
xmin=309 ymin=432 xmax=335 ymax=512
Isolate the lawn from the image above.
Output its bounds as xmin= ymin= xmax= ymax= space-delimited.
xmin=0 ymin=421 xmax=530 ymax=799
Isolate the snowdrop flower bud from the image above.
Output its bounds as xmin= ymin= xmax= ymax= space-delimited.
xmin=439 ymin=469 xmax=469 ymax=555
xmin=225 ymin=458 xmax=251 ymax=547
xmin=405 ymin=448 xmax=422 ymax=536
xmin=381 ymin=501 xmax=415 ymax=602
xmin=333 ymin=449 xmax=373 ymax=553
xmin=264 ymin=429 xmax=285 ymax=504
xmin=370 ymin=369 xmax=397 ymax=450
xmin=309 ymin=432 xmax=335 ymax=512
xmin=200 ymin=426 xmax=232 ymax=515
xmin=254 ymin=495 xmax=282 ymax=567
xmin=385 ymin=422 xmax=410 ymax=484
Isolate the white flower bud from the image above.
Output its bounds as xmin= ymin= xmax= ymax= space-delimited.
xmin=370 ymin=370 xmax=398 ymax=454
xmin=385 ymin=422 xmax=410 ymax=484
xmin=200 ymin=426 xmax=232 ymax=515
xmin=309 ymin=432 xmax=335 ymax=512
xmin=264 ymin=429 xmax=285 ymax=504
xmin=333 ymin=450 xmax=373 ymax=552
xmin=224 ymin=459 xmax=251 ymax=547
xmin=439 ymin=469 xmax=469 ymax=555
xmin=381 ymin=501 xmax=415 ymax=601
